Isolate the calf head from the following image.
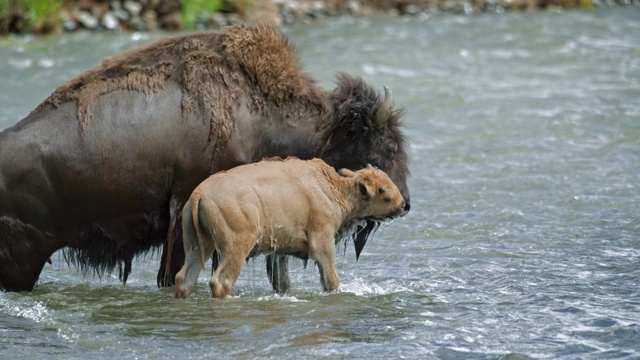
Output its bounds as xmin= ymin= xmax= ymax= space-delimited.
xmin=339 ymin=167 xmax=406 ymax=221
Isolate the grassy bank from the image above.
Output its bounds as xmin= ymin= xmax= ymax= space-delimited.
xmin=1 ymin=0 xmax=61 ymax=34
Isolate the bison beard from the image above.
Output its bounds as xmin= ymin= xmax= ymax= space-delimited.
xmin=0 ymin=24 xmax=409 ymax=292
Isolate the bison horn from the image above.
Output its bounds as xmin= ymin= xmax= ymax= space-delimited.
xmin=374 ymin=85 xmax=394 ymax=130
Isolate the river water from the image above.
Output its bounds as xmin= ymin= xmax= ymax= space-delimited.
xmin=1 ymin=7 xmax=639 ymax=359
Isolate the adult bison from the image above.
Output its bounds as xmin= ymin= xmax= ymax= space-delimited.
xmin=0 ymin=24 xmax=409 ymax=292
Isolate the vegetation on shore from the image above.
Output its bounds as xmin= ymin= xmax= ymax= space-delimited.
xmin=1 ymin=0 xmax=61 ymax=34
xmin=181 ymin=0 xmax=222 ymax=30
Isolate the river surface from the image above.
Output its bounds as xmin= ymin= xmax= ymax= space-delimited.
xmin=1 ymin=7 xmax=639 ymax=359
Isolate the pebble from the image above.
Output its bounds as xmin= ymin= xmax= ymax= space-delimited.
xmin=111 ymin=1 xmax=130 ymax=20
xmin=102 ymin=12 xmax=120 ymax=30
xmin=123 ymin=0 xmax=143 ymax=16
xmin=76 ymin=10 xmax=99 ymax=29
xmin=63 ymin=19 xmax=78 ymax=31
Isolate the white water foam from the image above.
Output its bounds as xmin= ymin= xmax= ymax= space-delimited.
xmin=339 ymin=277 xmax=410 ymax=297
xmin=256 ymin=294 xmax=309 ymax=303
xmin=0 ymin=296 xmax=55 ymax=325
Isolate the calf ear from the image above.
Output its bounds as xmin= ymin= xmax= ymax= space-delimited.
xmin=338 ymin=168 xmax=356 ymax=177
xmin=358 ymin=181 xmax=372 ymax=201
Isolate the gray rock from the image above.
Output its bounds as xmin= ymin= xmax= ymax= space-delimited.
xmin=124 ymin=0 xmax=143 ymax=16
xmin=102 ymin=12 xmax=120 ymax=30
xmin=76 ymin=10 xmax=99 ymax=29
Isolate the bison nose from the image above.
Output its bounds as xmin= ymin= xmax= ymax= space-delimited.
xmin=403 ymin=199 xmax=411 ymax=213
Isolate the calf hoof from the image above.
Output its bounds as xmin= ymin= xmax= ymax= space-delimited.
xmin=210 ymin=279 xmax=231 ymax=299
xmin=175 ymin=286 xmax=191 ymax=299
xmin=175 ymin=276 xmax=189 ymax=299
xmin=175 ymin=291 xmax=190 ymax=299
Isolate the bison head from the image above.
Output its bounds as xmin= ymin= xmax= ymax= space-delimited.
xmin=321 ymin=73 xmax=410 ymax=258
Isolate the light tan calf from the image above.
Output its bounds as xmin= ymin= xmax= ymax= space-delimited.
xmin=174 ymin=157 xmax=406 ymax=299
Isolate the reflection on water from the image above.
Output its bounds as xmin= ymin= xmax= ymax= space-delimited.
xmin=2 ymin=7 xmax=640 ymax=359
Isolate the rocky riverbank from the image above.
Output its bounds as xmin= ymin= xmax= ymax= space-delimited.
xmin=1 ymin=0 xmax=637 ymax=35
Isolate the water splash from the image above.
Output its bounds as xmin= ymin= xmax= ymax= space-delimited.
xmin=2 ymin=298 xmax=54 ymax=324
xmin=340 ymin=277 xmax=410 ymax=297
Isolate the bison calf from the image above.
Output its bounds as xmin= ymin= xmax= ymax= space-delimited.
xmin=175 ymin=157 xmax=406 ymax=299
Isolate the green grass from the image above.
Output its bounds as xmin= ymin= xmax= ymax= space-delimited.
xmin=181 ymin=0 xmax=256 ymax=30
xmin=181 ymin=0 xmax=224 ymax=30
xmin=1 ymin=0 xmax=61 ymax=33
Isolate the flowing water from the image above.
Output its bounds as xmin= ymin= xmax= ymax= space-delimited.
xmin=1 ymin=7 xmax=639 ymax=359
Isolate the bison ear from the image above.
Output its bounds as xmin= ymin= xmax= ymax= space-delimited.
xmin=358 ymin=181 xmax=372 ymax=201
xmin=338 ymin=168 xmax=356 ymax=177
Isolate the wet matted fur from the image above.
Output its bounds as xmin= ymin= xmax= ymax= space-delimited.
xmin=39 ymin=24 xmax=324 ymax=140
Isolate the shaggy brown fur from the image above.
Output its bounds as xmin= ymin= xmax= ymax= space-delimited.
xmin=39 ymin=24 xmax=324 ymax=141
xmin=174 ymin=157 xmax=406 ymax=299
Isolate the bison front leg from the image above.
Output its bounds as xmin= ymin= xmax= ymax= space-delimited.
xmin=118 ymin=257 xmax=132 ymax=286
xmin=309 ymin=233 xmax=340 ymax=292
xmin=0 ymin=218 xmax=63 ymax=291
xmin=266 ymin=254 xmax=291 ymax=293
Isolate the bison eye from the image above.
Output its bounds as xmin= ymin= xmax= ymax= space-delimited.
xmin=386 ymin=143 xmax=397 ymax=155
xmin=379 ymin=186 xmax=386 ymax=193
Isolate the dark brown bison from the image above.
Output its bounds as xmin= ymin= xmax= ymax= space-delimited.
xmin=0 ymin=24 xmax=409 ymax=292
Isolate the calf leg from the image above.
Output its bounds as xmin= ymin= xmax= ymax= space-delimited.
xmin=309 ymin=233 xmax=340 ymax=292
xmin=175 ymin=246 xmax=203 ymax=299
xmin=175 ymin=203 xmax=204 ymax=299
xmin=209 ymin=234 xmax=256 ymax=299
